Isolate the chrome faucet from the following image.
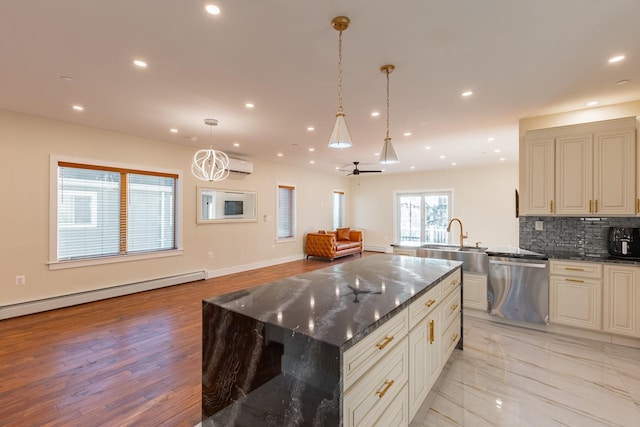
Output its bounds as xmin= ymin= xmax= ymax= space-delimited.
xmin=447 ymin=217 xmax=468 ymax=249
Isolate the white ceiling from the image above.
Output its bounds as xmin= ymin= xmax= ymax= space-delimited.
xmin=1 ymin=0 xmax=639 ymax=175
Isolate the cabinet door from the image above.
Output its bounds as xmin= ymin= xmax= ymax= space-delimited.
xmin=593 ymin=129 xmax=635 ymax=215
xmin=407 ymin=312 xmax=441 ymax=421
xmin=522 ymin=137 xmax=555 ymax=215
xmin=550 ymin=275 xmax=602 ymax=330
xmin=603 ymin=266 xmax=640 ymax=338
xmin=556 ymin=133 xmax=593 ymax=215
xmin=463 ymin=273 xmax=488 ymax=311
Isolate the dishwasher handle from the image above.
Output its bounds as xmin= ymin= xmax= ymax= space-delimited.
xmin=489 ymin=259 xmax=547 ymax=268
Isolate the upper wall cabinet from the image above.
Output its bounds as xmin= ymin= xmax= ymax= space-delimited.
xmin=520 ymin=117 xmax=637 ymax=216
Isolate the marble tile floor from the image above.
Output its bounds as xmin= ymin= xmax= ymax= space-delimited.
xmin=411 ymin=316 xmax=640 ymax=427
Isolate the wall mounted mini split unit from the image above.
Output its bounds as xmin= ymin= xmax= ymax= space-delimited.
xmin=226 ymin=158 xmax=254 ymax=175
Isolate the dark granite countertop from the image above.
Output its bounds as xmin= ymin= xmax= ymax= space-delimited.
xmin=205 ymin=254 xmax=462 ymax=350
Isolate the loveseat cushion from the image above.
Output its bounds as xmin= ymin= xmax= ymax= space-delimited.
xmin=336 ymin=241 xmax=361 ymax=251
xmin=336 ymin=227 xmax=351 ymax=240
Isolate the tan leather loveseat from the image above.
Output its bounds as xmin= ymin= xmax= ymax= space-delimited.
xmin=305 ymin=228 xmax=363 ymax=260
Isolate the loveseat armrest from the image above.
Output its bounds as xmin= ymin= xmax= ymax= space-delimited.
xmin=305 ymin=233 xmax=337 ymax=258
xmin=349 ymin=230 xmax=363 ymax=242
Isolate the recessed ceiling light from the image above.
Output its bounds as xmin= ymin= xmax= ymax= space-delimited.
xmin=205 ymin=4 xmax=221 ymax=15
xmin=461 ymin=90 xmax=473 ymax=97
xmin=608 ymin=55 xmax=625 ymax=63
xmin=410 ymin=166 xmax=416 ymax=170
xmin=307 ymin=126 xmax=315 ymax=132
xmin=72 ymin=105 xmax=84 ymax=111
xmin=309 ymin=147 xmax=315 ymax=152
xmin=500 ymin=157 xmax=506 ymax=161
xmin=60 ymin=76 xmax=74 ymax=82
xmin=494 ymin=149 xmax=501 ymax=153
xmin=133 ymin=59 xmax=148 ymax=68
xmin=371 ymin=111 xmax=380 ymax=117
xmin=245 ymin=103 xmax=254 ymax=108
xmin=277 ymin=153 xmax=283 ymax=157
xmin=439 ymin=155 xmax=446 ymax=159
xmin=451 ymin=162 xmax=457 ymax=166
xmin=374 ymin=152 xmax=380 ymax=156
xmin=335 ymin=166 xmax=340 ymax=170
xmin=170 ymin=128 xmax=178 ymax=133
xmin=403 ymin=132 xmax=412 ymax=137
xmin=616 ymin=79 xmax=630 ymax=85
xmin=487 ymin=137 xmax=495 ymax=142
xmin=233 ymin=143 xmax=240 ymax=147
xmin=586 ymin=101 xmax=599 ymax=107
xmin=310 ymin=160 xmax=315 ymax=164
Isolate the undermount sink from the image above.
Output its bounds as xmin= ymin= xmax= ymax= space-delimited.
xmin=417 ymin=244 xmax=488 ymax=274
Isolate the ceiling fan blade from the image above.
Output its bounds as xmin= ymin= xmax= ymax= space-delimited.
xmin=359 ymin=170 xmax=382 ymax=173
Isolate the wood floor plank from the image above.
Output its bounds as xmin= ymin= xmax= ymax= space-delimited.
xmin=0 ymin=253 xmax=373 ymax=426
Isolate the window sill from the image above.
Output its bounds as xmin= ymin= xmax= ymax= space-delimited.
xmin=48 ymin=249 xmax=184 ymax=270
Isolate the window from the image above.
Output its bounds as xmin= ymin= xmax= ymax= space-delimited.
xmin=277 ymin=184 xmax=295 ymax=240
xmin=396 ymin=191 xmax=451 ymax=243
xmin=333 ymin=190 xmax=345 ymax=230
xmin=54 ymin=161 xmax=178 ymax=262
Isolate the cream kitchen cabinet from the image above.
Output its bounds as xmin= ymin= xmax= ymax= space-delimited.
xmin=556 ymin=127 xmax=635 ymax=215
xmin=463 ymin=272 xmax=488 ymax=311
xmin=521 ymin=136 xmax=555 ymax=215
xmin=549 ymin=260 xmax=603 ymax=331
xmin=343 ymin=267 xmax=462 ymax=427
xmin=603 ymin=265 xmax=640 ymax=338
xmin=520 ymin=117 xmax=636 ymax=216
xmin=407 ymin=269 xmax=461 ymax=421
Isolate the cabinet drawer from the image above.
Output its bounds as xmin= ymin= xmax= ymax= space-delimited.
xmin=408 ymin=283 xmax=441 ymax=329
xmin=441 ymin=315 xmax=461 ymax=363
xmin=372 ymin=383 xmax=409 ymax=427
xmin=344 ymin=337 xmax=409 ymax=427
xmin=550 ymin=260 xmax=602 ymax=279
xmin=442 ymin=288 xmax=461 ymax=329
xmin=344 ymin=309 xmax=408 ymax=391
xmin=442 ymin=269 xmax=462 ymax=297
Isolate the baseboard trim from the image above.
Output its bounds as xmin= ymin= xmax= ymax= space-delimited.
xmin=364 ymin=244 xmax=389 ymax=253
xmin=0 ymin=271 xmax=205 ymax=320
xmin=205 ymin=254 xmax=305 ymax=279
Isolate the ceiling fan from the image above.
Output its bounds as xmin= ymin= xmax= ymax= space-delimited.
xmin=343 ymin=161 xmax=382 ymax=176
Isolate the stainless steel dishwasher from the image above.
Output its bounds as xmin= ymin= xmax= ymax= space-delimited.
xmin=487 ymin=255 xmax=549 ymax=325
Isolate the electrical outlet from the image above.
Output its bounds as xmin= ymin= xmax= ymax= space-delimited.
xmin=208 ymin=251 xmax=213 ymax=260
xmin=16 ymin=275 xmax=26 ymax=285
xmin=535 ymin=221 xmax=544 ymax=231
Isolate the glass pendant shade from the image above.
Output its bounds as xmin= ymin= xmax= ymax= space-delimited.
xmin=379 ymin=137 xmax=399 ymax=164
xmin=328 ymin=112 xmax=353 ymax=148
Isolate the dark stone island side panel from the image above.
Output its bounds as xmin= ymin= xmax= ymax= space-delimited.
xmin=202 ymin=302 xmax=340 ymax=426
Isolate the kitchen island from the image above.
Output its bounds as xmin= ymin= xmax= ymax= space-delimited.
xmin=202 ymin=254 xmax=462 ymax=426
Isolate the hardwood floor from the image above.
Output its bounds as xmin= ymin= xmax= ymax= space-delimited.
xmin=0 ymin=253 xmax=373 ymax=427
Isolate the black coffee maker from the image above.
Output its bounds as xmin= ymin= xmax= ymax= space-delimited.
xmin=608 ymin=227 xmax=640 ymax=258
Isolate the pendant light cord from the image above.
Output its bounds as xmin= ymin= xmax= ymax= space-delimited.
xmin=337 ymin=30 xmax=344 ymax=112
xmin=386 ymin=68 xmax=390 ymax=139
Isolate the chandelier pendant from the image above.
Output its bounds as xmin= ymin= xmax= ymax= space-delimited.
xmin=191 ymin=118 xmax=230 ymax=182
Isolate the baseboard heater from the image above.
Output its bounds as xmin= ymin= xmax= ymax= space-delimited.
xmin=0 ymin=271 xmax=205 ymax=320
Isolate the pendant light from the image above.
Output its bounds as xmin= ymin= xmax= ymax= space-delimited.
xmin=379 ymin=64 xmax=399 ymax=164
xmin=328 ymin=16 xmax=353 ymax=149
xmin=191 ymin=118 xmax=230 ymax=182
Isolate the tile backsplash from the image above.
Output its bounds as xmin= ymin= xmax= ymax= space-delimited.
xmin=519 ymin=216 xmax=640 ymax=256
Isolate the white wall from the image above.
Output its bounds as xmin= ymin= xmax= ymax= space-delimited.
xmin=350 ymin=162 xmax=520 ymax=250
xmin=0 ymin=109 xmax=349 ymax=309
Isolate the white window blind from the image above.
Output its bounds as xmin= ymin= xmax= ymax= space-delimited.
xmin=277 ymin=185 xmax=295 ymax=239
xmin=333 ymin=191 xmax=345 ymax=229
xmin=57 ymin=162 xmax=177 ymax=260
